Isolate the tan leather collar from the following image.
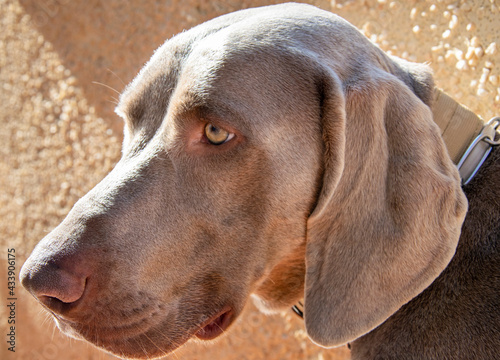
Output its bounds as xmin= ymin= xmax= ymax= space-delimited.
xmin=432 ymin=88 xmax=499 ymax=185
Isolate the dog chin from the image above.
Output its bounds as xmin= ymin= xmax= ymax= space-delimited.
xmin=53 ymin=305 xmax=236 ymax=359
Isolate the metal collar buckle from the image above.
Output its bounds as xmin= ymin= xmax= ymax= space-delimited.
xmin=457 ymin=117 xmax=500 ymax=185
xmin=292 ymin=301 xmax=304 ymax=319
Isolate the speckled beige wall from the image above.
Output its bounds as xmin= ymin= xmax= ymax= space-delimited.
xmin=1 ymin=1 xmax=498 ymax=359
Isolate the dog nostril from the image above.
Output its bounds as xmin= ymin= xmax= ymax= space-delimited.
xmin=21 ymin=260 xmax=88 ymax=312
xmin=37 ymin=275 xmax=87 ymax=304
xmin=38 ymin=295 xmax=75 ymax=314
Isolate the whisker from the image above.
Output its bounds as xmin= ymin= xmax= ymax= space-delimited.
xmin=106 ymin=99 xmax=119 ymax=106
xmin=143 ymin=332 xmax=169 ymax=358
xmin=92 ymin=81 xmax=121 ymax=95
xmin=106 ymin=68 xmax=127 ymax=87
xmin=154 ymin=328 xmax=184 ymax=360
xmin=51 ymin=321 xmax=57 ymax=341
xmin=41 ymin=312 xmax=52 ymax=327
xmin=119 ymin=350 xmax=127 ymax=360
xmin=161 ymin=335 xmax=179 ymax=359
xmin=134 ymin=337 xmax=152 ymax=360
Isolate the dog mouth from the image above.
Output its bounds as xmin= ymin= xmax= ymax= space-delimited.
xmin=195 ymin=306 xmax=234 ymax=341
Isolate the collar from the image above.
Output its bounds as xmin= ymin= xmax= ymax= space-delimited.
xmin=432 ymin=88 xmax=499 ymax=185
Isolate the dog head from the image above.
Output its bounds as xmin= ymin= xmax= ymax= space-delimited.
xmin=20 ymin=4 xmax=467 ymax=358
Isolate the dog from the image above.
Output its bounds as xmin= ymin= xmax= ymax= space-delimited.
xmin=20 ymin=3 xmax=499 ymax=359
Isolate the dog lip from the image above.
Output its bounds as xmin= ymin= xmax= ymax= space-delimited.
xmin=194 ymin=306 xmax=234 ymax=341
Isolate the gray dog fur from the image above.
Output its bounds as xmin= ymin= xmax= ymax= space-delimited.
xmin=21 ymin=4 xmax=499 ymax=359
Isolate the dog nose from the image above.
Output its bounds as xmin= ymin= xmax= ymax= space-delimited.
xmin=20 ymin=256 xmax=88 ymax=312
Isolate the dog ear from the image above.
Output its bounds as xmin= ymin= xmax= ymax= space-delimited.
xmin=304 ymin=66 xmax=468 ymax=347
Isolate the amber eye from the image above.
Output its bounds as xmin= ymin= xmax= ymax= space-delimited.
xmin=204 ymin=123 xmax=234 ymax=145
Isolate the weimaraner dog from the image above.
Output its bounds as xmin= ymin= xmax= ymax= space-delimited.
xmin=21 ymin=3 xmax=499 ymax=359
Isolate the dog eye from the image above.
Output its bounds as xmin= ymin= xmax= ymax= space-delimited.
xmin=204 ymin=123 xmax=234 ymax=145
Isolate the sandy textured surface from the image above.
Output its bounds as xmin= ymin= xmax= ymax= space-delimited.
xmin=1 ymin=0 xmax=498 ymax=359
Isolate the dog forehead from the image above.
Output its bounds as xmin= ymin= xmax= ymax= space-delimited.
xmin=118 ymin=3 xmax=348 ymax=107
xmin=116 ymin=3 xmax=363 ymax=137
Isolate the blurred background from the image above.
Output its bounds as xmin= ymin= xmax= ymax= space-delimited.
xmin=1 ymin=0 xmax=498 ymax=359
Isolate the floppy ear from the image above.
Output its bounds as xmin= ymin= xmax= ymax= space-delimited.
xmin=304 ymin=66 xmax=468 ymax=347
